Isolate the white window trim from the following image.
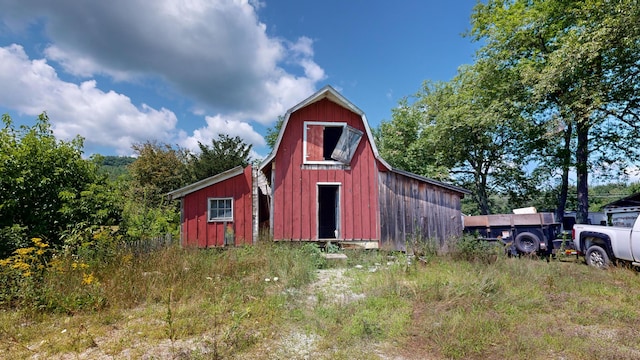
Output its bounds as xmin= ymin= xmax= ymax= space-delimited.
xmin=303 ymin=121 xmax=347 ymax=165
xmin=208 ymin=197 xmax=234 ymax=222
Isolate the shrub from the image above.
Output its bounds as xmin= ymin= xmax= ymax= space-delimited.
xmin=449 ymin=235 xmax=502 ymax=264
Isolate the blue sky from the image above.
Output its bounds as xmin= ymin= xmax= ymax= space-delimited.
xmin=0 ymin=0 xmax=478 ymax=158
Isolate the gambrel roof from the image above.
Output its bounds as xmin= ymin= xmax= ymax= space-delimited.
xmin=259 ymin=85 xmax=469 ymax=195
xmin=259 ymin=85 xmax=391 ymax=170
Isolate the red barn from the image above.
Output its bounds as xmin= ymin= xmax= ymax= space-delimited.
xmin=168 ymin=86 xmax=469 ymax=251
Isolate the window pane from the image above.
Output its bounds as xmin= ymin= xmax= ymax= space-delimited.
xmin=209 ymin=198 xmax=233 ymax=221
xmin=331 ymin=125 xmax=363 ymax=164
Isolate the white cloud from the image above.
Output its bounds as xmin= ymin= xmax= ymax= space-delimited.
xmin=0 ymin=0 xmax=327 ymax=155
xmin=44 ymin=45 xmax=133 ymax=81
xmin=0 ymin=0 xmax=325 ymax=116
xmin=0 ymin=44 xmax=177 ymax=155
xmin=180 ymin=114 xmax=266 ymax=153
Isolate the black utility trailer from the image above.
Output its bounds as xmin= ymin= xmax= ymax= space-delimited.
xmin=463 ymin=213 xmax=563 ymax=255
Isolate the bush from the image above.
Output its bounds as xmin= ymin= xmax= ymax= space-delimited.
xmin=450 ymin=235 xmax=502 ymax=264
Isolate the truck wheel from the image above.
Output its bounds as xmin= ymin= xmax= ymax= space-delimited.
xmin=585 ymin=246 xmax=610 ymax=269
xmin=514 ymin=232 xmax=540 ymax=254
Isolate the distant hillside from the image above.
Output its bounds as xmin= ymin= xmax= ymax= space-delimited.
xmin=97 ymin=155 xmax=136 ymax=179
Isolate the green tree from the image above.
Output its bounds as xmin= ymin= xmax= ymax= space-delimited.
xmin=265 ymin=116 xmax=284 ymax=150
xmin=376 ymin=97 xmax=449 ymax=179
xmin=470 ymin=0 xmax=640 ymax=223
xmin=420 ymin=63 xmax=540 ymax=214
xmin=128 ymin=141 xmax=191 ymax=207
xmin=93 ymin=154 xmax=136 ymax=180
xmin=0 ymin=113 xmax=112 ymax=256
xmin=379 ymin=62 xmax=539 ymax=214
xmin=190 ymin=134 xmax=252 ymax=181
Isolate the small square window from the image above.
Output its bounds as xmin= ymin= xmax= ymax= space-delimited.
xmin=209 ymin=198 xmax=233 ymax=222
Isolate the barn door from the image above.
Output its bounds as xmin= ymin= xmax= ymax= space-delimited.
xmin=317 ymin=184 xmax=340 ymax=239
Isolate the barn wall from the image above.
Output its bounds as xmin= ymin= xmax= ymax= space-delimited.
xmin=181 ymin=166 xmax=253 ymax=247
xmin=272 ymin=98 xmax=380 ymax=241
xmin=378 ymin=170 xmax=463 ymax=251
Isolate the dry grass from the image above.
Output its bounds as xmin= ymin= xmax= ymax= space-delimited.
xmin=1 ymin=241 xmax=640 ymax=359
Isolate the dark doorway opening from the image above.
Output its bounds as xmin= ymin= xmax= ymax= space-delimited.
xmin=318 ymin=185 xmax=340 ymax=239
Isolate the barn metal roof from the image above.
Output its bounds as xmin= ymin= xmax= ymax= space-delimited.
xmin=388 ymin=167 xmax=471 ymax=195
xmin=166 ymin=166 xmax=245 ymax=200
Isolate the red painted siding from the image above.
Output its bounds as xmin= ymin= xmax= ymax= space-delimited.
xmin=181 ymin=166 xmax=253 ymax=247
xmin=272 ymin=98 xmax=380 ymax=241
xmin=306 ymin=124 xmax=323 ymax=161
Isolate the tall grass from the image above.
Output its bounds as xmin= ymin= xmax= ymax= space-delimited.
xmin=2 ymin=236 xmax=640 ymax=359
xmin=0 ymin=239 xmax=323 ymax=359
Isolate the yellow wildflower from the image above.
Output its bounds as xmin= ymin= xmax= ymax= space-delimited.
xmin=82 ymin=272 xmax=96 ymax=285
xmin=12 ymin=262 xmax=30 ymax=271
xmin=32 ymin=238 xmax=49 ymax=248
xmin=14 ymin=247 xmax=35 ymax=256
xmin=71 ymin=261 xmax=88 ymax=270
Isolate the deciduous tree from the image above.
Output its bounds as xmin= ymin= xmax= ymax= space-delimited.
xmin=0 ymin=113 xmax=113 ymax=256
xmin=471 ymin=0 xmax=640 ymax=222
xmin=129 ymin=141 xmax=190 ymax=207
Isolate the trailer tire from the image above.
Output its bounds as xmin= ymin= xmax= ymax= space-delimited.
xmin=585 ymin=245 xmax=610 ymax=269
xmin=514 ymin=232 xmax=540 ymax=254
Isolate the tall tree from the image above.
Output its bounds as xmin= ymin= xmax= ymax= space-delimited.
xmin=129 ymin=141 xmax=191 ymax=207
xmin=190 ymin=134 xmax=252 ymax=182
xmin=417 ymin=63 xmax=539 ymax=214
xmin=377 ymin=61 xmax=540 ymax=214
xmin=471 ymin=0 xmax=640 ymax=223
xmin=0 ymin=113 xmax=111 ymax=256
xmin=376 ymin=97 xmax=449 ymax=180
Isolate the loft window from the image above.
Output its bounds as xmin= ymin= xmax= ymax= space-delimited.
xmin=208 ymin=198 xmax=233 ymax=222
xmin=304 ymin=122 xmax=363 ymax=164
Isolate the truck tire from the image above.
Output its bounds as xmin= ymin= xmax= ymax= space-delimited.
xmin=585 ymin=245 xmax=610 ymax=269
xmin=514 ymin=232 xmax=540 ymax=254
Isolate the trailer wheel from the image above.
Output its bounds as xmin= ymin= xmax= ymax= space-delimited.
xmin=585 ymin=245 xmax=610 ymax=269
xmin=514 ymin=232 xmax=540 ymax=254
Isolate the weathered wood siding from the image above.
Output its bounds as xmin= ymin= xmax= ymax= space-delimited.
xmin=272 ymin=98 xmax=380 ymax=241
xmin=181 ymin=166 xmax=253 ymax=247
xmin=378 ymin=170 xmax=463 ymax=251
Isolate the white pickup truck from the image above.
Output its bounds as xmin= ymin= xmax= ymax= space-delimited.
xmin=572 ymin=207 xmax=640 ymax=269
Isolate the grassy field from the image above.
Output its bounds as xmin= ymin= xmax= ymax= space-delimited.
xmin=1 ymin=238 xmax=639 ymax=359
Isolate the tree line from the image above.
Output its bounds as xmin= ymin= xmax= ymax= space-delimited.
xmin=0 ymin=113 xmax=251 ymax=258
xmin=376 ymin=0 xmax=640 ymax=222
